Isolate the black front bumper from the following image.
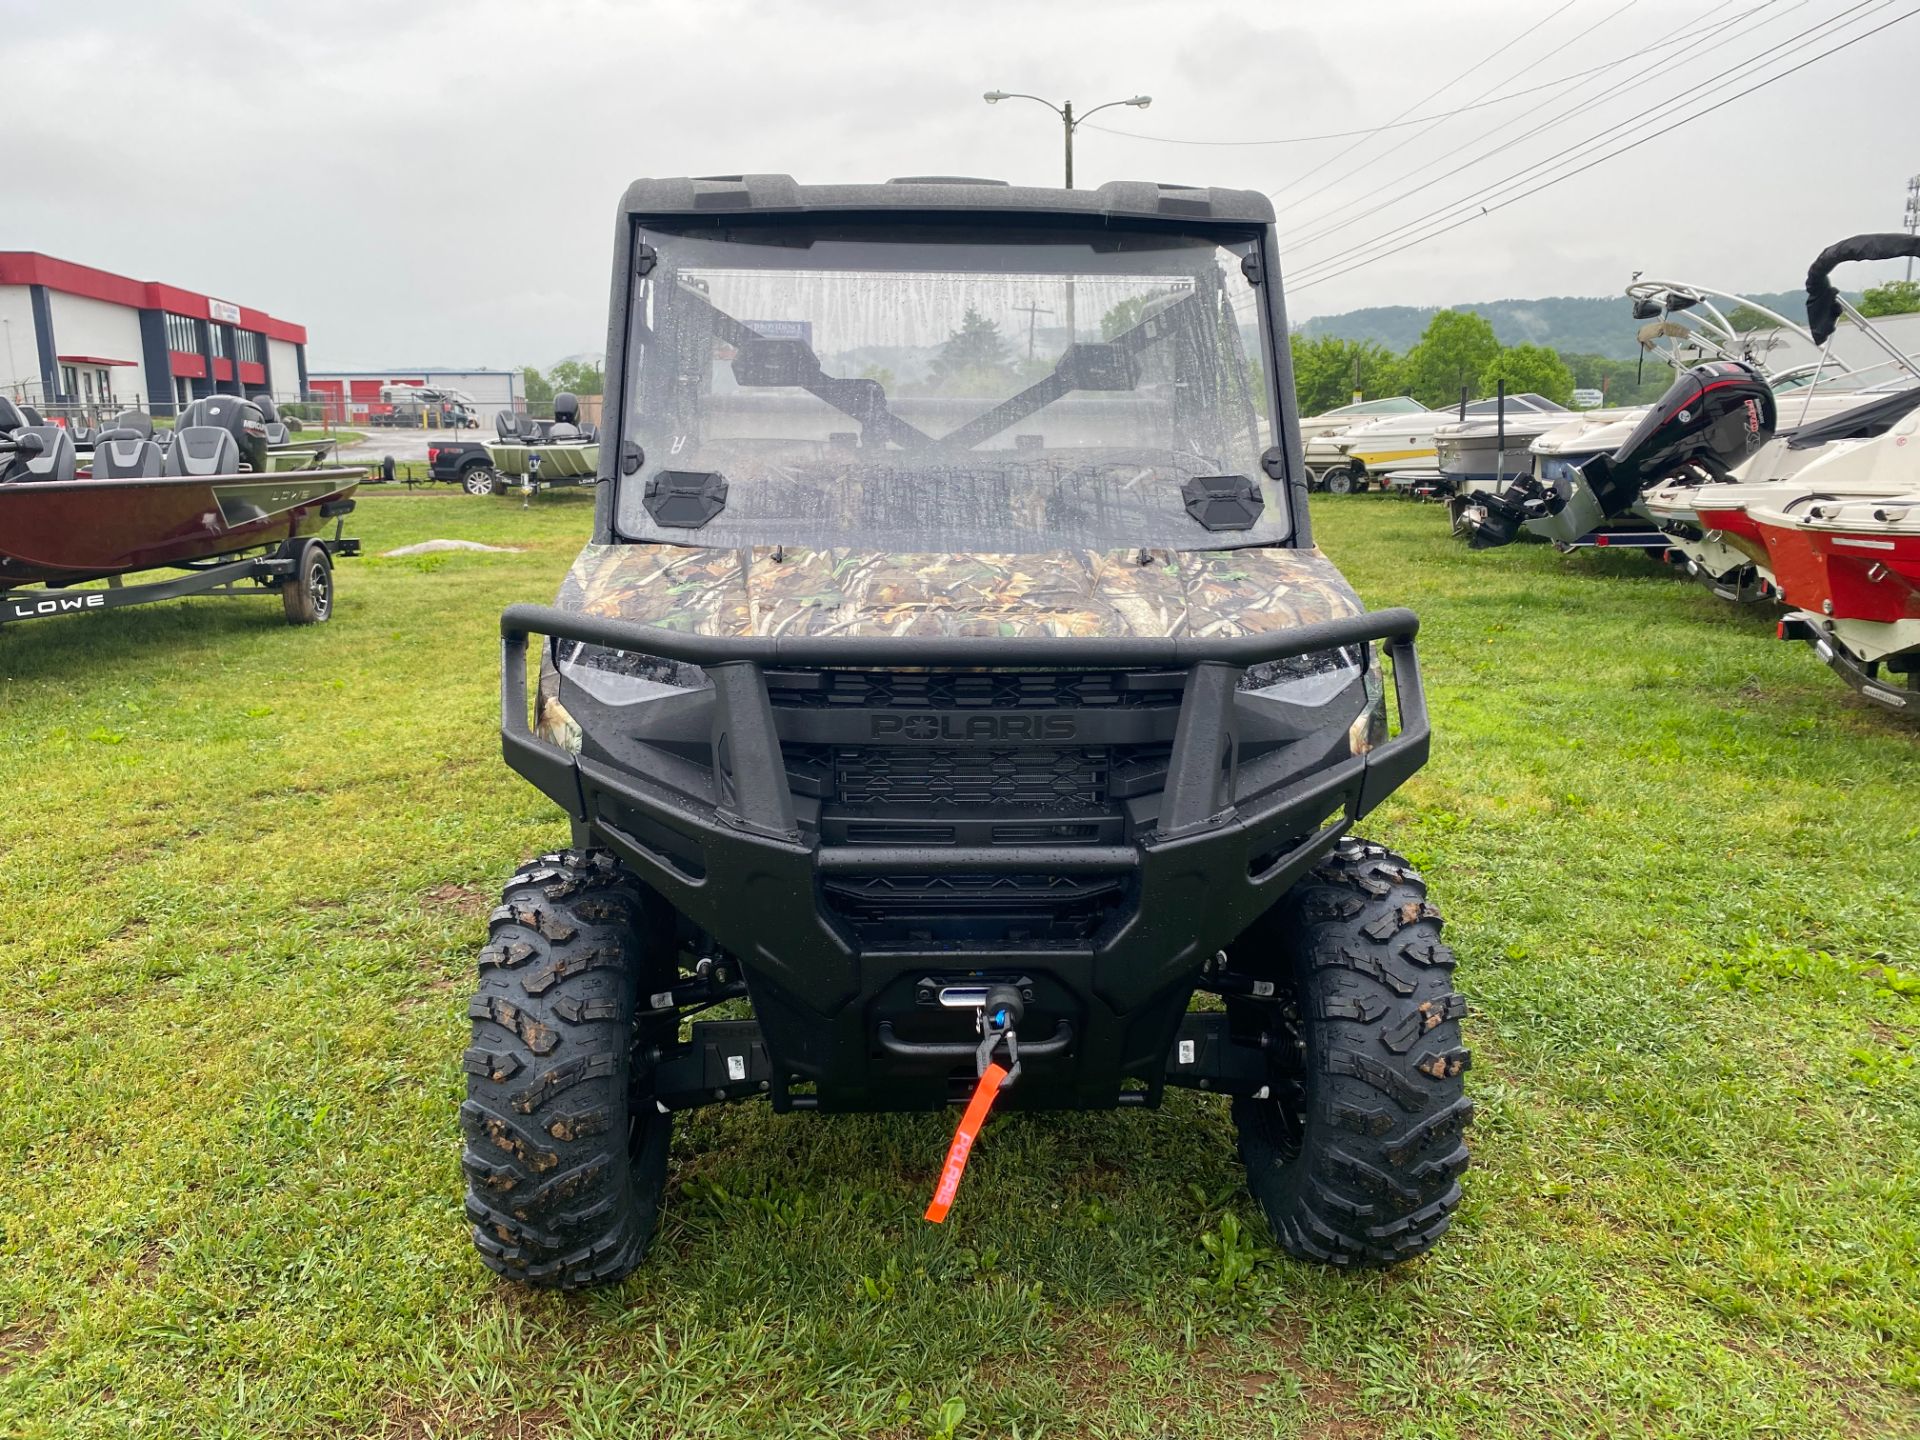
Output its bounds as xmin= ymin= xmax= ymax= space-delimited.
xmin=499 ymin=604 xmax=1430 ymax=1110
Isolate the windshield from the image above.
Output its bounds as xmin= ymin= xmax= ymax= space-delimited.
xmin=1329 ymin=396 xmax=1425 ymax=417
xmin=616 ymin=220 xmax=1284 ymax=551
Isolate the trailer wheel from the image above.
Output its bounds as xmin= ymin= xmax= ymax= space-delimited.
xmin=462 ymin=463 xmax=501 ymax=496
xmin=462 ymin=849 xmax=676 ymax=1289
xmin=1229 ymin=838 xmax=1471 ymax=1267
xmin=281 ymin=542 xmax=332 ymax=625
xmin=1325 ymin=468 xmax=1355 ymax=495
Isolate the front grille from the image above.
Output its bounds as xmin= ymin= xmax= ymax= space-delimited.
xmin=821 ymin=872 xmax=1128 ymax=950
xmin=836 ymin=746 xmax=1108 ymax=811
xmin=765 ymin=669 xmax=1184 ymax=710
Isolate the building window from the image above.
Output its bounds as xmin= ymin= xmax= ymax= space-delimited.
xmin=236 ymin=330 xmax=264 ymax=364
xmin=210 ymin=326 xmax=227 ymax=359
xmin=61 ymin=365 xmax=77 ymax=399
xmin=165 ymin=312 xmax=199 ymax=353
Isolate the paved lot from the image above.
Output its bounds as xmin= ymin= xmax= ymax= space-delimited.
xmin=333 ymin=428 xmax=476 ymax=463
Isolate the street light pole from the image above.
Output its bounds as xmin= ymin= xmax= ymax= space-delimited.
xmin=984 ymin=90 xmax=1153 ymax=342
xmin=983 ymin=90 xmax=1152 ymax=190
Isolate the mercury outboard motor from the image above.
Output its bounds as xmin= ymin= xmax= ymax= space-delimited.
xmin=176 ymin=395 xmax=270 ymax=472
xmin=1584 ymin=360 xmax=1775 ymax=504
xmin=1459 ymin=360 xmax=1775 ymax=549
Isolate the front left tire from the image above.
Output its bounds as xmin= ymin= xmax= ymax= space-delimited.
xmin=462 ymin=849 xmax=676 ymax=1289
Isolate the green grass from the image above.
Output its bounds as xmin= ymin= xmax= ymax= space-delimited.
xmin=0 ymin=493 xmax=1914 ymax=1439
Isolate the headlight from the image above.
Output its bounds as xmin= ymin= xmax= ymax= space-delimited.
xmin=1238 ymin=644 xmax=1366 ymax=705
xmin=1238 ymin=644 xmax=1384 ymax=754
xmin=554 ymin=639 xmax=710 ymax=703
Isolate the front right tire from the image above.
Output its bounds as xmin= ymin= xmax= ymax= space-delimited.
xmin=1230 ymin=839 xmax=1472 ymax=1267
xmin=462 ymin=849 xmax=675 ymax=1289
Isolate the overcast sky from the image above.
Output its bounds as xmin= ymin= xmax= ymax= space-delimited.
xmin=5 ymin=0 xmax=1914 ymax=371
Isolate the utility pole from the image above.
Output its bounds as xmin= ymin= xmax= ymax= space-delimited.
xmin=1906 ymin=174 xmax=1919 ymax=281
xmin=1012 ymin=300 xmax=1054 ymax=359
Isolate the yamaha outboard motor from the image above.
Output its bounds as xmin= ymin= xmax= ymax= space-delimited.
xmin=1459 ymin=360 xmax=1775 ymax=549
xmin=176 ymin=395 xmax=270 ymax=472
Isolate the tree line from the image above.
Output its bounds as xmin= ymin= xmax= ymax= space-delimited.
xmin=521 ymin=360 xmax=605 ymax=405
xmin=1296 ymin=277 xmax=1920 ymax=419
xmin=1290 ymin=310 xmax=1643 ymax=415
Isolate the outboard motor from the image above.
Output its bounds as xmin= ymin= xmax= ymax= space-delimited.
xmin=1583 ymin=360 xmax=1775 ymax=506
xmin=0 ymin=397 xmax=27 ymax=435
xmin=176 ymin=395 xmax=270 ymax=473
xmin=549 ymin=391 xmax=582 ymax=441
xmin=1458 ymin=361 xmax=1775 ymax=549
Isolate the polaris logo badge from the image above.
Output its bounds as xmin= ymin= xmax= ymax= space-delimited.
xmin=7 ymin=592 xmax=105 ymax=620
xmin=871 ymin=713 xmax=1078 ymax=741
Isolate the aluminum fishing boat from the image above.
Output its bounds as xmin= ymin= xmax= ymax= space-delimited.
xmin=483 ymin=391 xmax=600 ymax=494
xmin=0 ymin=396 xmax=360 ymax=626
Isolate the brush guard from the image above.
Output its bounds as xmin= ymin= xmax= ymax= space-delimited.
xmin=500 ymin=601 xmax=1431 ymax=1111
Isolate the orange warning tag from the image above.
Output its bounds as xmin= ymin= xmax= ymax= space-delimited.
xmin=924 ymin=1062 xmax=1009 ymax=1224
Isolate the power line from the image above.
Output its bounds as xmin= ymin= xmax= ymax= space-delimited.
xmin=1288 ymin=5 xmax=1919 ymax=295
xmin=1282 ymin=0 xmax=1790 ymax=255
xmin=1077 ymin=61 xmax=1627 ymax=147
xmin=1267 ymin=0 xmax=1579 ymax=204
xmin=1082 ymin=2 xmax=1763 ymax=152
xmin=1287 ymin=0 xmax=1882 ymax=281
xmin=1280 ymin=0 xmax=1647 ymax=223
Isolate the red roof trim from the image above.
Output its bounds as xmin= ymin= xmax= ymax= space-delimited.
xmin=0 ymin=250 xmax=307 ymax=345
xmin=58 ymin=354 xmax=139 ymax=367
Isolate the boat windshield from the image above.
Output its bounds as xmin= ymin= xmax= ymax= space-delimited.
xmin=615 ymin=220 xmax=1283 ymax=551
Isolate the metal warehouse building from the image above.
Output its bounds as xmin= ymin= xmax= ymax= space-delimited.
xmin=304 ymin=368 xmax=524 ymax=429
xmin=0 ymin=252 xmax=308 ymax=419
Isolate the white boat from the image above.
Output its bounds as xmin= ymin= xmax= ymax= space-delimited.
xmin=1430 ymin=393 xmax=1570 ymax=497
xmin=1297 ymin=396 xmax=1426 ymax=487
xmin=1322 ymin=394 xmax=1550 ymax=494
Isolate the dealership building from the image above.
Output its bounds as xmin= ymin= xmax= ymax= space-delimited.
xmin=304 ymin=368 xmax=525 ymax=428
xmin=0 ymin=251 xmax=308 ymax=417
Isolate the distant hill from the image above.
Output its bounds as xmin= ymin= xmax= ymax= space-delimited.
xmin=1295 ymin=291 xmax=1815 ymax=361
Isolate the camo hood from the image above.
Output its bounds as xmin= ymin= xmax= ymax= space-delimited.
xmin=554 ymin=543 xmax=1364 ymax=639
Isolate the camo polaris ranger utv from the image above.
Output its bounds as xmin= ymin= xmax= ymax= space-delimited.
xmin=466 ymin=175 xmax=1470 ymax=1287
